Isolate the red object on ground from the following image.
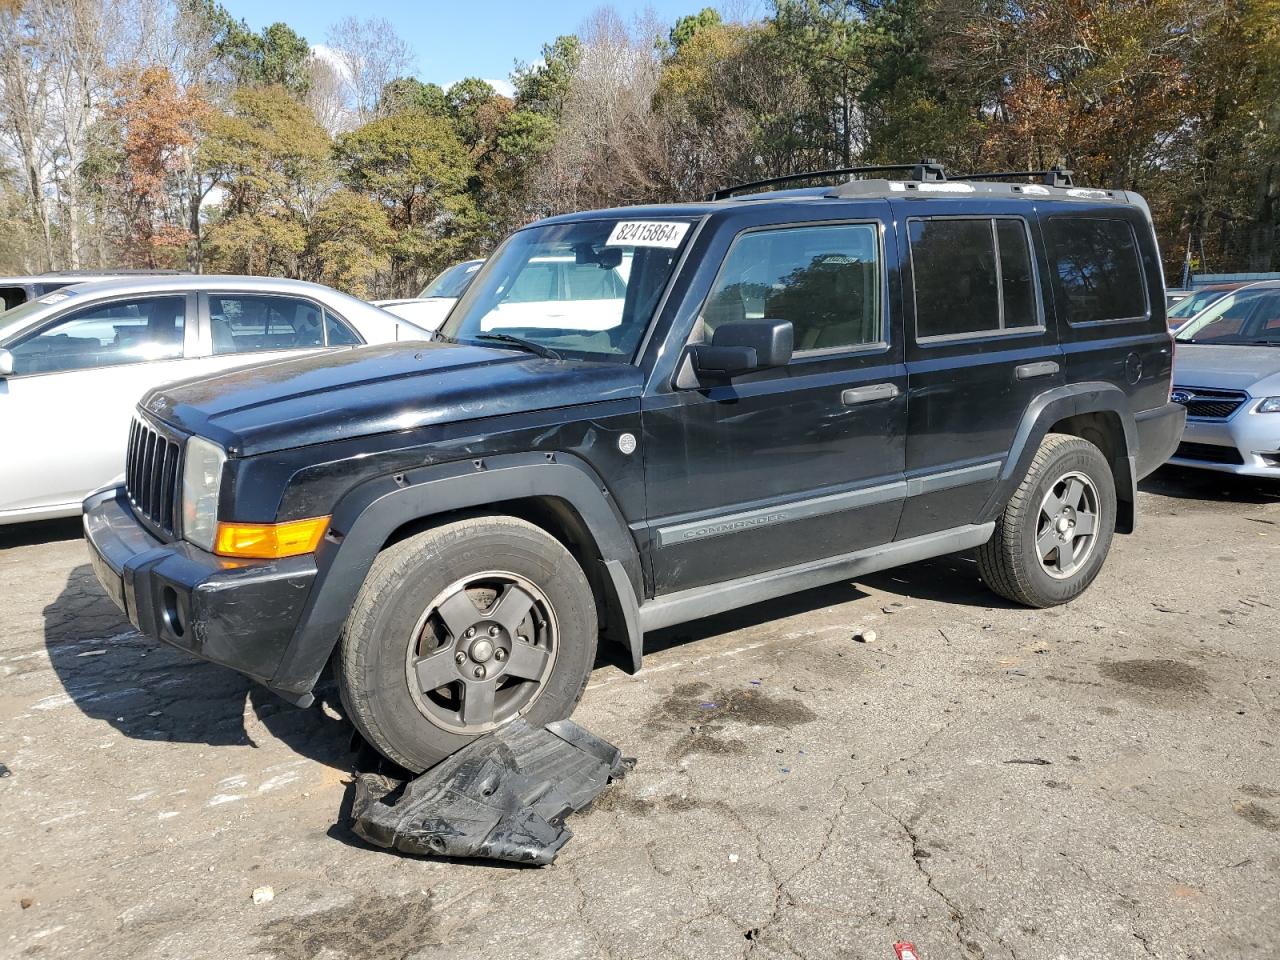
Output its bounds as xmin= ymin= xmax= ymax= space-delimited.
xmin=893 ymin=944 xmax=920 ymax=960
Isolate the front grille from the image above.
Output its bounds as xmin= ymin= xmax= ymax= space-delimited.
xmin=125 ymin=417 xmax=182 ymax=536
xmin=1172 ymin=386 xmax=1249 ymax=420
xmin=1174 ymin=441 xmax=1245 ymax=465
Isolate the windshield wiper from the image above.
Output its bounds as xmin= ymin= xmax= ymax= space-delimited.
xmin=472 ymin=332 xmax=561 ymax=360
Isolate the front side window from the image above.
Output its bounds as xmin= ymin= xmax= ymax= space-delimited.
xmin=9 ymin=295 xmax=185 ymax=375
xmin=910 ymin=217 xmax=1040 ymax=339
xmin=1045 ymin=217 xmax=1147 ymax=324
xmin=442 ymin=218 xmax=693 ymax=361
xmin=1176 ymin=289 xmax=1280 ymax=345
xmin=210 ymin=295 xmax=327 ymax=355
xmin=693 ymin=222 xmax=882 ymax=353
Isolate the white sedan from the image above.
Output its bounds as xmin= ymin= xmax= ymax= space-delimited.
xmin=374 ymin=259 xmax=485 ymax=332
xmin=0 ymin=274 xmax=431 ymax=524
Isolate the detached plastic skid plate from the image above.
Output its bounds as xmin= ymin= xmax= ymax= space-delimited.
xmin=350 ymin=719 xmax=633 ymax=865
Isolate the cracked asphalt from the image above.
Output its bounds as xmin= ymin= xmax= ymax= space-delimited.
xmin=2 ymin=465 xmax=1278 ymax=960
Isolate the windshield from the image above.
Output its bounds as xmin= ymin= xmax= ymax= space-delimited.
xmin=1168 ymin=288 xmax=1230 ymax=320
xmin=420 ymin=260 xmax=484 ymax=299
xmin=1175 ymin=288 xmax=1280 ymax=345
xmin=440 ymin=217 xmax=694 ymax=362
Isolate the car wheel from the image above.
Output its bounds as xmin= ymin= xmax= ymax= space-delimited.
xmin=976 ymin=433 xmax=1117 ymax=608
xmin=335 ymin=515 xmax=597 ymax=772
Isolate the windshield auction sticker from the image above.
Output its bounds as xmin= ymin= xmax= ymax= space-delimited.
xmin=605 ymin=221 xmax=690 ymax=248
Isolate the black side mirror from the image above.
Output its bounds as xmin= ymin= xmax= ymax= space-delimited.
xmin=690 ymin=319 xmax=793 ymax=379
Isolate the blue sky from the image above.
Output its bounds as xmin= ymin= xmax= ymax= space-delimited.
xmin=222 ymin=0 xmax=715 ymax=94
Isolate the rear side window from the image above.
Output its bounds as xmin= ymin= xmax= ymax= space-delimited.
xmin=909 ymin=217 xmax=1041 ymax=339
xmin=1045 ymin=217 xmax=1147 ymax=324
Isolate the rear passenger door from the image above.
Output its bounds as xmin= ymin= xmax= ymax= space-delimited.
xmin=895 ymin=209 xmax=1063 ymax=540
xmin=641 ymin=212 xmax=909 ymax=595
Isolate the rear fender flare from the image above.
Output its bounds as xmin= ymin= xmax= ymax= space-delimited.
xmin=982 ymin=382 xmax=1138 ymax=528
xmin=269 ymin=452 xmax=644 ymax=696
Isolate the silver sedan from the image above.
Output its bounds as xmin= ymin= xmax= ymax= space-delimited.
xmin=0 ymin=275 xmax=431 ymax=524
xmin=1169 ymin=281 xmax=1280 ymax=476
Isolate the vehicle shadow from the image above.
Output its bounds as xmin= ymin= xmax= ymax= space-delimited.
xmin=0 ymin=516 xmax=82 ymax=549
xmin=42 ymin=563 xmax=358 ymax=768
xmin=1140 ymin=464 xmax=1280 ymax=504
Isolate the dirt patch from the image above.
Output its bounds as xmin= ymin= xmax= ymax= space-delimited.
xmin=1098 ymin=659 xmax=1208 ymax=694
xmin=648 ymin=681 xmax=818 ymax=730
xmin=256 ymin=894 xmax=437 ymax=960
xmin=666 ymin=728 xmax=749 ymax=761
xmin=588 ymin=790 xmax=713 ymax=818
xmin=1240 ymin=784 xmax=1280 ymax=800
xmin=1233 ymin=801 xmax=1280 ymax=832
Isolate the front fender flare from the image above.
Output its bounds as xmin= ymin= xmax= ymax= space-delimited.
xmin=268 ymin=452 xmax=644 ymax=697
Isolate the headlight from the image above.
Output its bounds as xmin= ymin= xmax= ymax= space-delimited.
xmin=1258 ymin=397 xmax=1280 ymax=414
xmin=181 ymin=437 xmax=225 ymax=551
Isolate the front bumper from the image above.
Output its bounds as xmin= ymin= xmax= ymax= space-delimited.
xmin=1167 ymin=406 xmax=1280 ymax=477
xmin=83 ymin=487 xmax=319 ymax=703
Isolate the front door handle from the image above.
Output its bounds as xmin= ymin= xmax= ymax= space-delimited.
xmin=1015 ymin=361 xmax=1060 ymax=380
xmin=841 ymin=383 xmax=900 ymax=406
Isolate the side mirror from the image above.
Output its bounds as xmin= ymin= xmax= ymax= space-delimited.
xmin=690 ymin=319 xmax=793 ymax=379
xmin=0 ymin=348 xmax=12 ymax=377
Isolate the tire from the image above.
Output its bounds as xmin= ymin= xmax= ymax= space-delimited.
xmin=335 ymin=515 xmax=597 ymax=772
xmin=977 ymin=433 xmax=1117 ymax=608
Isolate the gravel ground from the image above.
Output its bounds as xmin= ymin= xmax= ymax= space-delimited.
xmin=1 ymin=465 xmax=1278 ymax=960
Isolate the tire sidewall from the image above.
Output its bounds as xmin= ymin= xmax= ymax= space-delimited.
xmin=346 ymin=522 xmax=597 ymax=772
xmin=1016 ymin=443 xmax=1117 ymax=605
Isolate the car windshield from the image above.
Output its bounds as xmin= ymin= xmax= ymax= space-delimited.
xmin=1167 ymin=288 xmax=1230 ymax=320
xmin=420 ymin=261 xmax=484 ymax=299
xmin=440 ymin=217 xmax=694 ymax=362
xmin=1175 ymin=288 xmax=1280 ymax=345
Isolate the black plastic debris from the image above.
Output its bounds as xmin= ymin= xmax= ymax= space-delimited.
xmin=350 ymin=719 xmax=632 ymax=865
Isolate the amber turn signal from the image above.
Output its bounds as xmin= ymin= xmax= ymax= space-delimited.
xmin=213 ymin=516 xmax=331 ymax=559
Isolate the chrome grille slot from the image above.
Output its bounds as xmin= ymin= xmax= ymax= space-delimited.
xmin=125 ymin=416 xmax=183 ymax=536
xmin=1173 ymin=386 xmax=1249 ymax=420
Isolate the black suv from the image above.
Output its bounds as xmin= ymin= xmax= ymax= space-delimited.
xmin=84 ymin=164 xmax=1185 ymax=771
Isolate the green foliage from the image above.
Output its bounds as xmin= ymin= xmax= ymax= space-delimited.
xmin=513 ymin=35 xmax=581 ymax=116
xmin=186 ymin=0 xmax=312 ymax=95
xmin=378 ymin=78 xmax=447 ymax=117
xmin=304 ymin=190 xmax=395 ymax=296
xmin=670 ymin=7 xmax=722 ymax=51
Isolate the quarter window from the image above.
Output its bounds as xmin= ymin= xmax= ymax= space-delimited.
xmin=10 ymin=296 xmax=185 ymax=375
xmin=1045 ymin=217 xmax=1146 ymax=324
xmin=909 ymin=217 xmax=1040 ymax=339
xmin=695 ymin=223 xmax=882 ymax=354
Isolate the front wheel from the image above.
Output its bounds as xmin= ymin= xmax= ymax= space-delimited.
xmin=977 ymin=433 xmax=1117 ymax=608
xmin=335 ymin=515 xmax=598 ymax=772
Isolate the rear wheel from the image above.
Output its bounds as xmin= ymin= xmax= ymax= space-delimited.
xmin=977 ymin=433 xmax=1117 ymax=608
xmin=336 ymin=515 xmax=597 ymax=772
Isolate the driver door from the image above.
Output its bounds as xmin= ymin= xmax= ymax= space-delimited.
xmin=640 ymin=214 xmax=909 ymax=595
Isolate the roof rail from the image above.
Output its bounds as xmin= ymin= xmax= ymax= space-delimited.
xmin=708 ymin=158 xmax=947 ymax=200
xmin=957 ymin=166 xmax=1075 ymax=188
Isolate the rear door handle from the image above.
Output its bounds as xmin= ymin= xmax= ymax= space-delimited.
xmin=1015 ymin=361 xmax=1060 ymax=380
xmin=841 ymin=383 xmax=900 ymax=406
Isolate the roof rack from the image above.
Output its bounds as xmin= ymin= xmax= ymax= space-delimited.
xmin=709 ymin=161 xmax=1082 ymax=200
xmin=708 ymin=159 xmax=947 ymax=200
xmin=957 ymin=166 xmax=1075 ymax=188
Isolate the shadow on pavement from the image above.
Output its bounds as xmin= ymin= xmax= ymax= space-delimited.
xmin=0 ymin=517 xmax=82 ymax=549
xmin=43 ymin=563 xmax=357 ymax=768
xmin=1140 ymin=464 xmax=1280 ymax=504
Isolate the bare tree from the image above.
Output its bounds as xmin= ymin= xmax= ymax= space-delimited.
xmin=306 ymin=51 xmax=351 ymax=135
xmin=324 ymin=17 xmax=414 ymax=124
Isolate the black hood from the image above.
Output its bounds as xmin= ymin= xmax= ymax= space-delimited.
xmin=141 ymin=341 xmax=644 ymax=456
